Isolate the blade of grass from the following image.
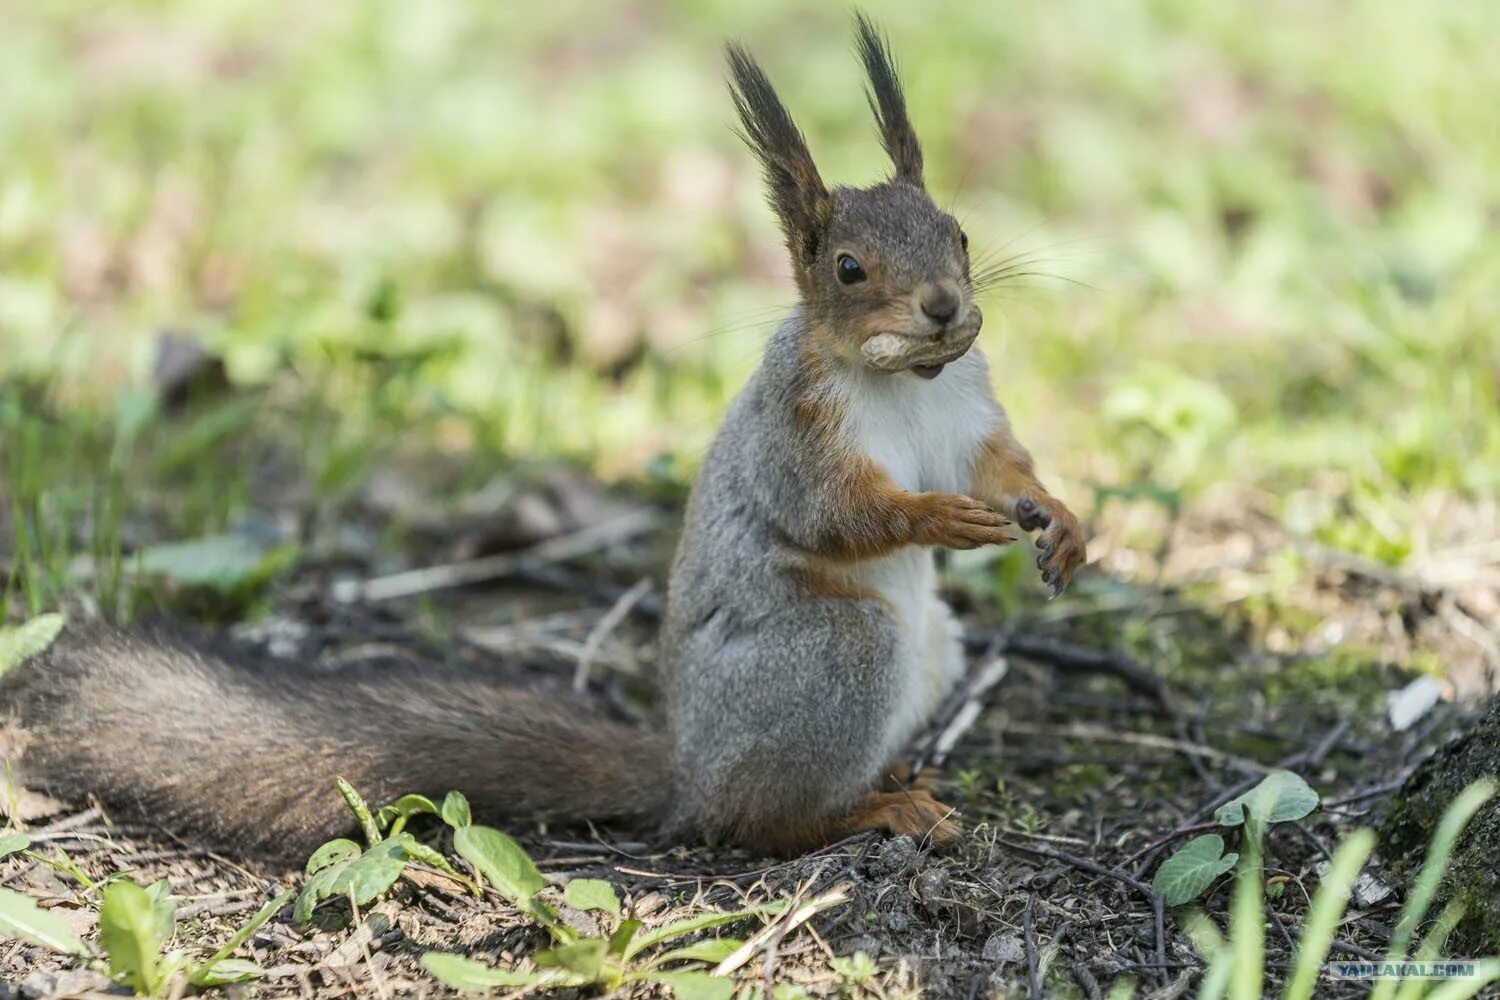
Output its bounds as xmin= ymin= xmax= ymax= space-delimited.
xmin=1393 ymin=898 xmax=1466 ymax=1000
xmin=1229 ymin=815 xmax=1265 ymax=1000
xmin=1370 ymin=780 xmax=1495 ymax=1000
xmin=1420 ymin=960 xmax=1500 ymax=1000
xmin=1283 ymin=828 xmax=1374 ymax=1000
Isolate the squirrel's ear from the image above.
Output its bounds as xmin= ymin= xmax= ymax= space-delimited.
xmin=726 ymin=43 xmax=832 ymax=272
xmin=854 ymin=13 xmax=924 ymax=188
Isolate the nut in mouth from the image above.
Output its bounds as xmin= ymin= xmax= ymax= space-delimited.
xmin=859 ymin=312 xmax=982 ymax=378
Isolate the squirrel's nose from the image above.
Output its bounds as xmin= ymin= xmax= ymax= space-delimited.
xmin=920 ymin=288 xmax=960 ymax=326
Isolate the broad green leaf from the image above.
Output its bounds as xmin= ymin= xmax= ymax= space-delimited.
xmin=440 ymin=790 xmax=472 ymax=829
xmin=306 ymin=838 xmax=361 ymax=875
xmin=189 ymin=957 xmax=266 ymax=986
xmin=535 ymin=938 xmax=607 ymax=978
xmin=144 ymin=879 xmax=177 ymax=940
xmin=295 ymin=839 xmax=409 ymax=921
xmin=337 ymin=777 xmax=382 ymax=845
xmin=134 ymin=535 xmax=271 ymax=591
xmin=453 ymin=824 xmax=545 ymax=904
xmin=564 ymin=877 xmax=620 ymax=917
xmin=293 ymin=864 xmax=346 ymax=923
xmin=100 ymin=880 xmax=168 ymax=994
xmin=624 ymin=901 xmax=785 ymax=959
xmin=0 ymin=613 xmax=64 ymax=678
xmin=0 ymin=887 xmax=89 ymax=955
xmin=330 ymin=840 xmax=411 ymax=907
xmin=641 ymin=971 xmax=736 ymax=1000
xmin=652 ymin=938 xmax=743 ymax=966
xmin=1152 ymin=834 xmax=1239 ymax=906
xmin=0 ymin=833 xmax=31 ymax=858
xmin=200 ymin=890 xmax=294 ymax=971
xmin=1215 ymin=771 xmax=1318 ymax=826
xmin=420 ymin=952 xmax=579 ymax=990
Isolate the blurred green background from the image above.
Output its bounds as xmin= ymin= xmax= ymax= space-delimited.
xmin=2 ymin=0 xmax=1498 ymax=618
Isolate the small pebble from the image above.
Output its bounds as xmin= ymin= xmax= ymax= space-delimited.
xmin=982 ymin=931 xmax=1025 ymax=966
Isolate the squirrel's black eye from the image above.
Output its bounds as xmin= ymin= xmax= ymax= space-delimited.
xmin=836 ymin=254 xmax=866 ymax=285
xmin=959 ymin=230 xmax=969 ymax=252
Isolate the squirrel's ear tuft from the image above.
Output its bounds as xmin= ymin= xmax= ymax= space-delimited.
xmin=854 ymin=13 xmax=924 ymax=187
xmin=726 ymin=42 xmax=832 ymax=272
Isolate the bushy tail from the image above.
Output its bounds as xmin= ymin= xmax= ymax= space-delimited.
xmin=0 ymin=627 xmax=672 ymax=862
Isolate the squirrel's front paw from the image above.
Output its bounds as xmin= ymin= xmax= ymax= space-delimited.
xmin=1016 ymin=497 xmax=1086 ymax=596
xmin=913 ymin=493 xmax=1015 ymax=550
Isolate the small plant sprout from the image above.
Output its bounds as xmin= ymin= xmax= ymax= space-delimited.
xmin=0 ymin=612 xmax=65 ymax=678
xmin=0 ymin=876 xmax=292 ymax=996
xmin=1152 ymin=770 xmax=1319 ymax=907
xmin=295 ymin=780 xmax=478 ymax=922
xmin=422 ymin=818 xmax=800 ymax=997
xmin=1143 ymin=777 xmax=1499 ymax=1000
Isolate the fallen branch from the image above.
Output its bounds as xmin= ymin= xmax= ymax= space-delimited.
xmin=333 ymin=510 xmax=659 ymax=603
xmin=968 ymin=629 xmax=1171 ymax=705
xmin=913 ymin=654 xmax=1010 ymax=774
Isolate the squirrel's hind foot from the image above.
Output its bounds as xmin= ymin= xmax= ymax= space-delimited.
xmin=841 ymin=788 xmax=960 ymax=845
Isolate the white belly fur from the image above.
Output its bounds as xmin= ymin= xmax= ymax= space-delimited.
xmin=831 ymin=350 xmax=998 ymax=757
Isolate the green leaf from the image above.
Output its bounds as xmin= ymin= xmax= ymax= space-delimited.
xmin=832 ymin=951 xmax=878 ymax=983
xmin=453 ymin=824 xmax=545 ymax=905
xmin=1215 ymin=771 xmax=1319 ymax=827
xmin=0 ymin=833 xmax=31 ymax=859
xmin=641 ymin=971 xmax=736 ymax=1000
xmin=306 ymin=838 xmax=361 ymax=875
xmin=393 ymin=832 xmax=451 ymax=870
xmin=608 ymin=918 xmax=641 ymax=956
xmin=0 ymin=887 xmax=89 ymax=956
xmin=99 ymin=880 xmax=168 ymax=994
xmin=134 ymin=534 xmax=274 ymax=592
xmin=652 ymin=938 xmax=743 ymax=966
xmin=1152 ymin=834 xmax=1240 ymax=906
xmin=294 ymin=840 xmax=409 ymax=921
xmin=143 ymin=879 xmax=177 ymax=940
xmin=535 ymin=938 xmax=607 ymax=978
xmin=0 ymin=613 xmax=64 ymax=678
xmin=1371 ymin=779 xmax=1496 ymax=1000
xmin=1284 ymin=829 xmax=1374 ymax=1000
xmin=420 ymin=952 xmax=579 ymax=991
xmin=331 ymin=839 xmax=411 ymax=908
xmin=1228 ymin=818 xmax=1265 ymax=1000
xmin=293 ymin=864 xmax=346 ymax=923
xmin=376 ymin=794 xmax=437 ymax=831
xmin=564 ymin=877 xmax=621 ymax=917
xmin=337 ymin=777 xmax=382 ymax=846
xmin=189 ymin=957 xmax=266 ymax=986
xmin=440 ymin=790 xmax=472 ymax=829
xmin=624 ymin=901 xmax=785 ymax=959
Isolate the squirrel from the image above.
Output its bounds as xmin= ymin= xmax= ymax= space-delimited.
xmin=0 ymin=16 xmax=1085 ymax=862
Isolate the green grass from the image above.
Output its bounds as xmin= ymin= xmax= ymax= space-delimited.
xmin=2 ymin=1 xmax=1498 ymax=612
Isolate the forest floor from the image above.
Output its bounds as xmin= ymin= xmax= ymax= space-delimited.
xmin=4 ymin=450 xmax=1493 ymax=999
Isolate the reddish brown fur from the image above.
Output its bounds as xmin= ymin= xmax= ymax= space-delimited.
xmin=791 ymin=340 xmax=1014 ymax=564
xmin=970 ymin=425 xmax=1087 ymax=590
